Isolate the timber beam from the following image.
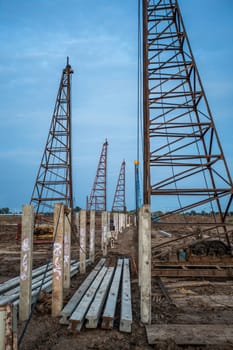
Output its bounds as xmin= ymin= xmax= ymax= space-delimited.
xmin=152 ymin=264 xmax=233 ymax=278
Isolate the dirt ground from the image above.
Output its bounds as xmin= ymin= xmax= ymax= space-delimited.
xmin=0 ymin=215 xmax=233 ymax=349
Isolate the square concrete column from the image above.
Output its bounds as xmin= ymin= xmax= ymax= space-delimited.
xmin=52 ymin=203 xmax=64 ymax=317
xmin=101 ymin=211 xmax=108 ymax=257
xmin=64 ymin=209 xmax=71 ymax=289
xmin=119 ymin=213 xmax=123 ymax=233
xmin=89 ymin=210 xmax=95 ymax=263
xmin=80 ymin=210 xmax=87 ymax=274
xmin=123 ymin=213 xmax=126 ymax=229
xmin=113 ymin=212 xmax=119 ymax=240
xmin=19 ymin=205 xmax=34 ymax=322
xmin=138 ymin=207 xmax=143 ymax=287
xmin=139 ymin=205 xmax=151 ymax=324
xmin=74 ymin=212 xmax=80 ymax=239
xmin=107 ymin=212 xmax=111 ymax=231
xmin=127 ymin=214 xmax=130 ymax=227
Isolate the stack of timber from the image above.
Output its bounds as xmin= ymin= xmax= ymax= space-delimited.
xmin=60 ymin=257 xmax=133 ymax=333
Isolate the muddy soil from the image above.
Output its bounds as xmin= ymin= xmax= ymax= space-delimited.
xmin=0 ymin=216 xmax=233 ymax=349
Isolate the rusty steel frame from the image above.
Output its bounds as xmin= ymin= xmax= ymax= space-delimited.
xmin=87 ymin=140 xmax=108 ymax=211
xmin=142 ymin=0 xmax=233 ymax=244
xmin=30 ymin=57 xmax=73 ymax=215
xmin=112 ymin=160 xmax=126 ymax=212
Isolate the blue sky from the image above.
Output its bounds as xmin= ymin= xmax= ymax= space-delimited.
xmin=0 ymin=0 xmax=233 ymax=212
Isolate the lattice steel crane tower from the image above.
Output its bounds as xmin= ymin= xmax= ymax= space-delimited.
xmin=112 ymin=160 xmax=126 ymax=212
xmin=87 ymin=140 xmax=108 ymax=211
xmin=142 ymin=0 xmax=233 ymax=245
xmin=30 ymin=58 xmax=73 ymax=220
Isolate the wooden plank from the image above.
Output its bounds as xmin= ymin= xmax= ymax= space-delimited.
xmin=162 ymin=280 xmax=211 ymax=289
xmin=101 ymin=259 xmax=123 ymax=329
xmin=152 ymin=268 xmax=233 ymax=278
xmin=69 ymin=266 xmax=107 ymax=332
xmin=120 ymin=258 xmax=132 ymax=333
xmin=169 ymin=310 xmax=233 ymax=324
xmin=60 ymin=259 xmax=105 ymax=324
xmin=152 ymin=260 xmax=233 ymax=266
xmin=146 ymin=324 xmax=233 ymax=345
xmin=85 ymin=267 xmax=114 ymax=328
xmin=173 ymin=295 xmax=233 ymax=308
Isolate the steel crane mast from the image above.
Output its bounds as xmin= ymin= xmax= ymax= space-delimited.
xmin=30 ymin=57 xmax=73 ymax=216
xmin=112 ymin=160 xmax=126 ymax=212
xmin=142 ymin=0 xmax=233 ymax=244
xmin=87 ymin=140 xmax=108 ymax=211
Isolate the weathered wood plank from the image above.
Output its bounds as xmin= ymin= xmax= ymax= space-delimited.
xmin=152 ymin=267 xmax=233 ymax=278
xmin=85 ymin=267 xmax=114 ymax=328
xmin=146 ymin=324 xmax=233 ymax=345
xmin=173 ymin=295 xmax=233 ymax=308
xmin=162 ymin=280 xmax=211 ymax=289
xmin=101 ymin=259 xmax=123 ymax=330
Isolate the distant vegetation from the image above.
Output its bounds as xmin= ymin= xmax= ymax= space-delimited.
xmin=0 ymin=206 xmax=82 ymax=215
xmin=1 ymin=207 xmax=233 ymax=217
xmin=0 ymin=207 xmax=11 ymax=214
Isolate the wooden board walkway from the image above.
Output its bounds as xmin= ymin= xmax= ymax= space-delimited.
xmin=146 ymin=324 xmax=233 ymax=346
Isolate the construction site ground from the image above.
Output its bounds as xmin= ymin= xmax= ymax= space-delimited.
xmin=0 ymin=215 xmax=233 ymax=350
